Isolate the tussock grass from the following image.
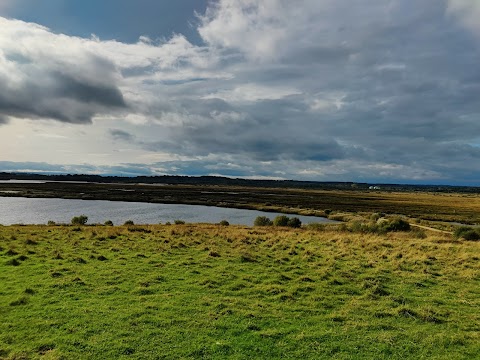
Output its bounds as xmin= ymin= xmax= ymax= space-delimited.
xmin=0 ymin=224 xmax=479 ymax=359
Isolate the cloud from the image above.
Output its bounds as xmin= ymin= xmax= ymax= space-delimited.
xmin=1 ymin=1 xmax=480 ymax=184
xmin=447 ymin=0 xmax=480 ymax=34
xmin=52 ymin=71 xmax=125 ymax=108
xmin=0 ymin=160 xmax=96 ymax=174
xmin=197 ymin=0 xmax=291 ymax=61
xmin=0 ymin=160 xmax=156 ymax=177
xmin=0 ymin=18 xmax=128 ymax=123
xmin=0 ymin=17 xmax=215 ymax=124
xmin=109 ymin=129 xmax=135 ymax=142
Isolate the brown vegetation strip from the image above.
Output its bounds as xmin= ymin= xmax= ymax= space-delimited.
xmin=0 ymin=182 xmax=479 ymax=224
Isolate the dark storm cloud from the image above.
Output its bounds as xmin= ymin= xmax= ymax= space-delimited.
xmin=152 ymin=134 xmax=345 ymax=162
xmin=0 ymin=72 xmax=126 ymax=124
xmin=52 ymin=72 xmax=125 ymax=108
xmin=0 ymin=25 xmax=127 ymax=124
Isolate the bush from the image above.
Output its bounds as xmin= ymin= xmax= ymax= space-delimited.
xmin=71 ymin=215 xmax=88 ymax=225
xmin=287 ymin=217 xmax=302 ymax=228
xmin=455 ymin=226 xmax=471 ymax=238
xmin=382 ymin=218 xmax=410 ymax=232
xmin=219 ymin=220 xmax=230 ymax=226
xmin=347 ymin=217 xmax=409 ymax=234
xmin=370 ymin=213 xmax=382 ymax=221
xmin=124 ymin=220 xmax=134 ymax=226
xmin=104 ymin=220 xmax=114 ymax=226
xmin=324 ymin=209 xmax=332 ymax=215
xmin=349 ymin=221 xmax=383 ymax=234
xmin=174 ymin=220 xmax=185 ymax=225
xmin=254 ymin=216 xmax=273 ymax=226
xmin=454 ymin=226 xmax=480 ymax=241
xmin=461 ymin=230 xmax=480 ymax=241
xmin=273 ymin=215 xmax=290 ymax=227
xmin=47 ymin=220 xmax=56 ymax=226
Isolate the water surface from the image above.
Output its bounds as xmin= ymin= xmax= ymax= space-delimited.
xmin=0 ymin=197 xmax=337 ymax=226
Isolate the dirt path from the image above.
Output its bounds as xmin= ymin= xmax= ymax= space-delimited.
xmin=410 ymin=223 xmax=453 ymax=235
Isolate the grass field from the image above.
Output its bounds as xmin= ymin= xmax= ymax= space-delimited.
xmin=1 ymin=224 xmax=479 ymax=359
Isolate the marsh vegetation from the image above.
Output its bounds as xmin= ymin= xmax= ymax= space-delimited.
xmin=0 ymin=181 xmax=479 ymax=225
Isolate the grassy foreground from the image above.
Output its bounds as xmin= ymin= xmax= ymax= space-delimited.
xmin=1 ymin=224 xmax=479 ymax=359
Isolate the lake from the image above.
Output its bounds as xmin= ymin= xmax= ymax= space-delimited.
xmin=0 ymin=197 xmax=337 ymax=226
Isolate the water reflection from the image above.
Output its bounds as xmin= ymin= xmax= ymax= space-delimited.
xmin=0 ymin=197 xmax=338 ymax=226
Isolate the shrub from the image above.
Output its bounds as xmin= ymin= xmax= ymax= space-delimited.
xmin=454 ymin=226 xmax=474 ymax=238
xmin=370 ymin=213 xmax=382 ymax=221
xmin=273 ymin=215 xmax=290 ymax=227
xmin=124 ymin=220 xmax=134 ymax=226
xmin=349 ymin=221 xmax=364 ymax=233
xmin=461 ymin=230 xmax=480 ymax=241
xmin=454 ymin=226 xmax=480 ymax=241
xmin=71 ymin=215 xmax=88 ymax=225
xmin=348 ymin=218 xmax=409 ymax=234
xmin=104 ymin=220 xmax=114 ymax=226
xmin=324 ymin=209 xmax=332 ymax=215
xmin=287 ymin=217 xmax=302 ymax=228
xmin=454 ymin=226 xmax=468 ymax=238
xmin=219 ymin=220 xmax=230 ymax=226
xmin=349 ymin=221 xmax=376 ymax=234
xmin=47 ymin=220 xmax=56 ymax=226
xmin=382 ymin=217 xmax=410 ymax=232
xmin=174 ymin=220 xmax=185 ymax=225
xmin=254 ymin=216 xmax=273 ymax=226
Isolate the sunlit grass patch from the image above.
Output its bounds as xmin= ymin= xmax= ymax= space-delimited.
xmin=0 ymin=224 xmax=479 ymax=359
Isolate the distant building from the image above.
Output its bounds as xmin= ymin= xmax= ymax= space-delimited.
xmin=369 ymin=186 xmax=381 ymax=190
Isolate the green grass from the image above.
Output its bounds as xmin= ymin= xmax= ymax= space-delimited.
xmin=1 ymin=224 xmax=479 ymax=359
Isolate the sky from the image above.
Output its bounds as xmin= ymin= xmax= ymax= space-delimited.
xmin=0 ymin=0 xmax=480 ymax=185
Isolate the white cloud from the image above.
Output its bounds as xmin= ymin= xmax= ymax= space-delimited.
xmin=447 ymin=0 xmax=480 ymax=34
xmin=0 ymin=16 xmax=222 ymax=124
xmin=198 ymin=0 xmax=291 ymax=61
xmin=197 ymin=0 xmax=393 ymax=62
xmin=203 ymin=84 xmax=301 ymax=102
xmin=309 ymin=93 xmax=346 ymax=112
